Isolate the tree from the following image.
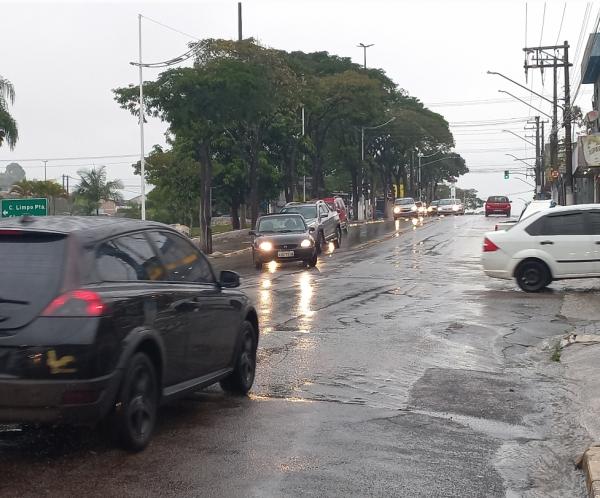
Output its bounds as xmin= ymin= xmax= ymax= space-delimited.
xmin=9 ymin=179 xmax=67 ymax=214
xmin=74 ymin=166 xmax=123 ymax=215
xmin=0 ymin=76 xmax=18 ymax=149
xmin=0 ymin=162 xmax=25 ymax=190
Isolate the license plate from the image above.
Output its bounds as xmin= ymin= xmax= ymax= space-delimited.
xmin=278 ymin=250 xmax=294 ymax=258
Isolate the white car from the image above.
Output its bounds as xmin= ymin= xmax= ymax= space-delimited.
xmin=482 ymin=204 xmax=600 ymax=292
xmin=437 ymin=198 xmax=464 ymax=215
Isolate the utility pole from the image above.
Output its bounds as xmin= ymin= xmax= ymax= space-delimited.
xmin=138 ymin=14 xmax=146 ymax=220
xmin=534 ymin=116 xmax=540 ymax=196
xmin=523 ymin=42 xmax=573 ymax=204
xmin=238 ymin=2 xmax=242 ymax=41
xmin=563 ymin=41 xmax=574 ymax=205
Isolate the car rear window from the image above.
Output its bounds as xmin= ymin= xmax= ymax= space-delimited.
xmin=0 ymin=231 xmax=66 ymax=330
xmin=487 ymin=196 xmax=509 ymax=203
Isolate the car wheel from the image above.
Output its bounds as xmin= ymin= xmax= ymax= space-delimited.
xmin=113 ymin=352 xmax=158 ymax=452
xmin=220 ymin=321 xmax=257 ymax=395
xmin=515 ymin=260 xmax=550 ymax=293
xmin=333 ymin=227 xmax=342 ymax=249
xmin=507 ymin=212 xmax=511 ymax=217
xmin=485 ymin=213 xmax=489 ymax=217
xmin=307 ymin=252 xmax=318 ymax=267
xmin=254 ymin=261 xmax=262 ymax=270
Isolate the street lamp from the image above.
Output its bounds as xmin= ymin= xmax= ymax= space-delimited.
xmin=501 ymin=129 xmax=536 ymax=147
xmin=498 ymin=90 xmax=552 ymax=119
xmin=505 ymin=153 xmax=535 ymax=169
xmin=358 ymin=43 xmax=374 ymax=69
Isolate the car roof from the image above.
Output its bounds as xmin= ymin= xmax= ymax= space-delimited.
xmin=0 ymin=216 xmax=175 ymax=243
xmin=259 ymin=213 xmax=304 ymax=218
xmin=283 ymin=202 xmax=318 ymax=207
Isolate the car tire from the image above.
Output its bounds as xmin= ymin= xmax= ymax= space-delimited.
xmin=112 ymin=352 xmax=159 ymax=452
xmin=515 ymin=260 xmax=551 ymax=293
xmin=333 ymin=227 xmax=342 ymax=249
xmin=306 ymin=253 xmax=318 ymax=267
xmin=220 ymin=321 xmax=257 ymax=395
xmin=485 ymin=213 xmax=489 ymax=217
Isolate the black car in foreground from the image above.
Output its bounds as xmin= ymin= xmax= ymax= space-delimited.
xmin=0 ymin=216 xmax=258 ymax=451
xmin=250 ymin=213 xmax=318 ymax=269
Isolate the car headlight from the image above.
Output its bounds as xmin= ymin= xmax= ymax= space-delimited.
xmin=452 ymin=205 xmax=459 ymax=211
xmin=300 ymin=239 xmax=312 ymax=248
xmin=411 ymin=206 xmax=417 ymax=211
xmin=427 ymin=206 xmax=433 ymax=212
xmin=258 ymin=241 xmax=273 ymax=251
xmin=393 ymin=206 xmax=401 ymax=214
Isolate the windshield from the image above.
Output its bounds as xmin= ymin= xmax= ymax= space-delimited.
xmin=395 ymin=198 xmax=415 ymax=205
xmin=0 ymin=232 xmax=66 ymax=330
xmin=257 ymin=215 xmax=307 ymax=233
xmin=439 ymin=199 xmax=454 ymax=205
xmin=280 ymin=205 xmax=318 ymax=219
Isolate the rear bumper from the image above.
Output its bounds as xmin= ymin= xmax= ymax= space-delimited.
xmin=0 ymin=370 xmax=122 ymax=425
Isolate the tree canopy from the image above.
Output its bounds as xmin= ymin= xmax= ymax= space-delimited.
xmin=114 ymin=40 xmax=467 ymax=252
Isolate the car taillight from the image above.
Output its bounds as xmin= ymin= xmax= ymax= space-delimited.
xmin=42 ymin=290 xmax=105 ymax=317
xmin=483 ymin=237 xmax=499 ymax=252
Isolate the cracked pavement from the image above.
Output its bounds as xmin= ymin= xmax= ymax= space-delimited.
xmin=0 ymin=215 xmax=595 ymax=497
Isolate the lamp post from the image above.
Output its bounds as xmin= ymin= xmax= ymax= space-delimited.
xmin=357 ymin=43 xmax=374 ymax=69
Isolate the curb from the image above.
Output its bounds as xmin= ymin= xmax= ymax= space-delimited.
xmin=578 ymin=446 xmax=600 ymax=497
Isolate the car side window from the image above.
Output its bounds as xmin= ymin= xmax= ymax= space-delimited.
xmin=147 ymin=231 xmax=214 ymax=283
xmin=587 ymin=211 xmax=600 ymax=235
xmin=528 ymin=212 xmax=586 ymax=236
xmin=96 ymin=233 xmax=164 ymax=281
xmin=319 ymin=205 xmax=328 ymax=217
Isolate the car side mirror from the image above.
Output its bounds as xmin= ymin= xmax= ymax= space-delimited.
xmin=308 ymin=227 xmax=315 ymax=232
xmin=249 ymin=230 xmax=256 ymax=236
xmin=219 ymin=270 xmax=240 ymax=289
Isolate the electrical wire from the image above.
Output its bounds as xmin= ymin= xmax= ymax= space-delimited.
xmin=555 ymin=2 xmax=567 ymax=45
xmin=141 ymin=15 xmax=201 ymax=41
xmin=0 ymin=154 xmax=139 ymax=162
xmin=539 ymin=2 xmax=547 ymax=46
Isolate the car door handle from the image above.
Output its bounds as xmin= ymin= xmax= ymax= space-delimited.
xmin=540 ymin=240 xmax=554 ymax=245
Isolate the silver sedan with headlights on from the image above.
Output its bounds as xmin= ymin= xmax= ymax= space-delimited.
xmin=393 ymin=197 xmax=418 ymax=219
xmin=250 ymin=214 xmax=318 ymax=270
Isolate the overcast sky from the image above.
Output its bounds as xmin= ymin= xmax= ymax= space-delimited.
xmin=0 ymin=0 xmax=597 ymax=210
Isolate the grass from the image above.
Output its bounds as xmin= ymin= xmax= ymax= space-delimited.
xmin=551 ymin=341 xmax=562 ymax=362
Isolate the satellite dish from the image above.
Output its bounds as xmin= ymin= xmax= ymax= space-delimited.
xmin=586 ymin=110 xmax=599 ymax=122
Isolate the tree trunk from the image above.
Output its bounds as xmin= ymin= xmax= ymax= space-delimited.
xmin=198 ymin=143 xmax=213 ymax=254
xmin=231 ymin=201 xmax=240 ymax=230
xmin=248 ymin=129 xmax=261 ymax=228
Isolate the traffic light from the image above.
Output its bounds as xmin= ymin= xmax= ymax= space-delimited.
xmin=504 ymin=170 xmax=509 ymax=179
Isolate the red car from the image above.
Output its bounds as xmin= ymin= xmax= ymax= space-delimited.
xmin=323 ymin=196 xmax=348 ymax=230
xmin=485 ymin=196 xmax=511 ymax=217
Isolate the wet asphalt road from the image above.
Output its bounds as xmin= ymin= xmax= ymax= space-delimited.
xmin=0 ymin=215 xmax=591 ymax=497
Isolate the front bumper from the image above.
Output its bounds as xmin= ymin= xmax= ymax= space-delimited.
xmin=0 ymin=370 xmax=122 ymax=425
xmin=393 ymin=210 xmax=418 ymax=218
xmin=254 ymin=247 xmax=316 ymax=264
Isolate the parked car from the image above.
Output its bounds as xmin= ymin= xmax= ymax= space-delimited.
xmin=494 ymin=199 xmax=557 ymax=231
xmin=437 ymin=198 xmax=464 ymax=215
xmin=0 ymin=216 xmax=258 ymax=451
xmin=250 ymin=213 xmax=318 ymax=269
xmin=485 ymin=196 xmax=511 ymax=217
xmin=323 ymin=196 xmax=349 ymax=230
xmin=393 ymin=197 xmax=418 ymax=219
xmin=482 ymin=204 xmax=600 ymax=292
xmin=428 ymin=200 xmax=440 ymax=215
xmin=280 ymin=201 xmax=341 ymax=252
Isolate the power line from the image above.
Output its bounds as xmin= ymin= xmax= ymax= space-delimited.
xmin=555 ymin=2 xmax=567 ymax=45
xmin=141 ymin=14 xmax=201 ymax=41
xmin=539 ymin=2 xmax=547 ymax=46
xmin=0 ymin=154 xmax=139 ymax=162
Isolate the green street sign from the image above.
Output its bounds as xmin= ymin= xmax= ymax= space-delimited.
xmin=1 ymin=198 xmax=48 ymax=218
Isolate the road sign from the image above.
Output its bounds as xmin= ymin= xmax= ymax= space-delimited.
xmin=1 ymin=198 xmax=48 ymax=218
